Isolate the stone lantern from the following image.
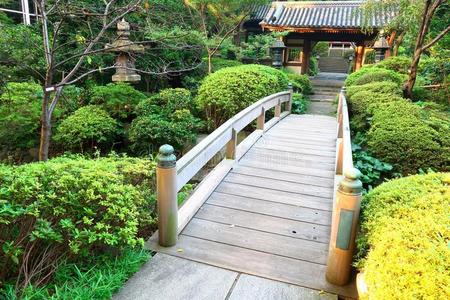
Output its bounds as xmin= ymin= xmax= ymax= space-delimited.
xmin=373 ymin=36 xmax=389 ymax=62
xmin=105 ymin=19 xmax=145 ymax=82
xmin=270 ymin=39 xmax=286 ymax=69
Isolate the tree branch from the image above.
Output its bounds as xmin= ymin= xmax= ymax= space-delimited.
xmin=422 ymin=25 xmax=450 ymax=51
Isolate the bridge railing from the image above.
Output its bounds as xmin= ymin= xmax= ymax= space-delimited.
xmin=326 ymin=88 xmax=363 ymax=286
xmin=156 ymin=87 xmax=293 ymax=247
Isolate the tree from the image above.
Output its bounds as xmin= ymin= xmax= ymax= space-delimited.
xmin=364 ymin=0 xmax=450 ymax=98
xmin=23 ymin=0 xmax=202 ymax=161
xmin=184 ymin=0 xmax=268 ymax=73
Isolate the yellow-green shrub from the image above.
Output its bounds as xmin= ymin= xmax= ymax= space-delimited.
xmin=367 ymin=101 xmax=450 ymax=174
xmin=358 ymin=173 xmax=450 ymax=299
xmin=345 ymin=66 xmax=404 ymax=87
xmin=346 ymin=81 xmax=402 ymax=99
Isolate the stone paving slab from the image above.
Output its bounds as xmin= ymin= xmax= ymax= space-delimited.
xmin=113 ymin=253 xmax=237 ymax=300
xmin=228 ymin=274 xmax=337 ymax=300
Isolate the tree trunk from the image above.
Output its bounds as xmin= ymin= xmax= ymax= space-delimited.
xmin=404 ymin=49 xmax=422 ymax=98
xmin=207 ymin=52 xmax=213 ymax=74
xmin=393 ymin=32 xmax=405 ymax=56
xmin=39 ymin=111 xmax=51 ymax=161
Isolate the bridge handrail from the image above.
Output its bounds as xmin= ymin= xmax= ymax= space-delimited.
xmin=336 ymin=88 xmax=353 ymax=175
xmin=156 ymin=87 xmax=293 ymax=247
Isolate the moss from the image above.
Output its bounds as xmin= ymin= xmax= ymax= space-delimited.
xmin=358 ymin=173 xmax=450 ymax=299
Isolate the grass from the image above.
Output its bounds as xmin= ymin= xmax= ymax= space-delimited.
xmin=2 ymin=248 xmax=150 ymax=300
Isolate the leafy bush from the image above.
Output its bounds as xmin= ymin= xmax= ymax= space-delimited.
xmin=345 ymin=66 xmax=404 ymax=87
xmin=196 ymin=64 xmax=288 ymax=129
xmin=129 ymin=88 xmax=202 ymax=153
xmin=375 ymin=56 xmax=411 ymax=74
xmin=346 ymin=81 xmax=402 ymax=99
xmin=419 ymin=56 xmax=450 ymax=84
xmin=285 ymin=72 xmax=312 ymax=94
xmin=308 ymin=56 xmax=319 ymax=76
xmin=0 ymin=155 xmax=157 ymax=288
xmin=347 ymin=90 xmax=404 ymax=131
xmin=291 ymin=93 xmax=308 ymax=114
xmin=239 ymin=34 xmax=276 ymax=61
xmin=0 ymin=82 xmax=42 ymax=150
xmin=89 ymin=83 xmax=147 ymax=120
xmin=54 ymin=106 xmax=118 ymax=152
xmin=357 ymin=173 xmax=449 ymax=299
xmin=367 ymin=101 xmax=450 ymax=174
xmin=210 ymin=58 xmax=242 ymax=72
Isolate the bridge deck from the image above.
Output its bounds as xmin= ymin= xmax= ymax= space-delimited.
xmin=148 ymin=114 xmax=357 ymax=298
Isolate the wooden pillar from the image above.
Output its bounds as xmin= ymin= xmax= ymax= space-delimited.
xmin=301 ymin=40 xmax=311 ymax=75
xmin=354 ymin=45 xmax=365 ymax=71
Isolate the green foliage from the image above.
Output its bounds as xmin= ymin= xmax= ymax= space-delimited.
xmin=129 ymin=88 xmax=202 ymax=153
xmin=348 ymin=67 xmax=405 ymax=86
xmin=284 ymin=72 xmax=312 ymax=94
xmin=419 ymin=56 xmax=450 ymax=84
xmin=366 ymin=101 xmax=450 ymax=174
xmin=313 ymin=41 xmax=329 ymax=57
xmin=239 ymin=33 xmax=276 ymax=60
xmin=0 ymin=82 xmax=42 ymax=150
xmin=210 ymin=58 xmax=242 ymax=72
xmin=346 ymin=81 xmax=402 ymax=99
xmin=352 ymin=133 xmax=393 ymax=190
xmin=196 ymin=64 xmax=288 ymax=129
xmin=0 ymin=155 xmax=157 ymax=287
xmin=89 ymin=83 xmax=147 ymax=121
xmin=308 ymin=56 xmax=319 ymax=76
xmin=54 ymin=106 xmax=118 ymax=153
xmin=376 ymin=56 xmax=411 ymax=74
xmin=2 ymin=248 xmax=150 ymax=300
xmin=357 ymin=173 xmax=450 ymax=299
xmin=291 ymin=93 xmax=308 ymax=114
xmin=347 ymin=89 xmax=405 ymax=131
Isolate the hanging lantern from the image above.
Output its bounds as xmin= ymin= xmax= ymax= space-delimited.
xmin=105 ymin=19 xmax=145 ymax=82
xmin=270 ymin=39 xmax=286 ymax=69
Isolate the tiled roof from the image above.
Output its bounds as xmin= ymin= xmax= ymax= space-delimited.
xmin=249 ymin=4 xmax=271 ymax=20
xmin=259 ymin=1 xmax=396 ymax=29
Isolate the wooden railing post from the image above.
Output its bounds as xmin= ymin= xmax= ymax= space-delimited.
xmin=326 ymin=168 xmax=362 ymax=285
xmin=157 ymin=144 xmax=178 ymax=247
xmin=257 ymin=107 xmax=265 ymax=130
xmin=275 ymin=100 xmax=282 ymax=117
xmin=287 ymin=83 xmax=293 ymax=112
xmin=226 ymin=129 xmax=238 ymax=160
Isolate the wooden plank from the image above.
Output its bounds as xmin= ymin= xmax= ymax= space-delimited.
xmin=224 ymin=173 xmax=334 ymax=198
xmin=231 ymin=165 xmax=334 ymax=187
xmin=260 ymin=135 xmax=336 ymax=148
xmin=147 ymin=235 xmax=358 ymax=298
xmin=183 ymin=218 xmax=329 ymax=264
xmin=266 ymin=132 xmax=336 ymax=143
xmin=264 ymin=117 xmax=280 ymax=132
xmin=238 ymin=159 xmax=335 ymax=178
xmin=270 ymin=126 xmax=337 ymax=136
xmin=235 ymin=129 xmax=263 ymax=161
xmin=258 ymin=137 xmax=336 ymax=152
xmin=253 ymin=143 xmax=336 ymax=158
xmin=243 ymin=151 xmax=336 ymax=171
xmin=177 ymin=159 xmax=234 ymax=233
xmin=196 ymin=204 xmax=331 ymax=243
xmin=215 ymin=182 xmax=333 ymax=211
xmin=247 ymin=147 xmax=336 ymax=164
xmin=207 ymin=192 xmax=332 ymax=225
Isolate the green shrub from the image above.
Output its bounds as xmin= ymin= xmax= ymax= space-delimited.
xmin=357 ymin=173 xmax=449 ymax=299
xmin=347 ymin=90 xmax=404 ymax=131
xmin=346 ymin=81 xmax=402 ymax=99
xmin=0 ymin=155 xmax=157 ymax=287
xmin=210 ymin=57 xmax=242 ymax=72
xmin=89 ymin=83 xmax=147 ymax=120
xmin=308 ymin=56 xmax=319 ymax=76
xmin=196 ymin=64 xmax=288 ymax=129
xmin=376 ymin=56 xmax=411 ymax=74
xmin=366 ymin=101 xmax=450 ymax=174
xmin=54 ymin=106 xmax=118 ymax=153
xmin=346 ymin=66 xmax=404 ymax=87
xmin=129 ymin=88 xmax=202 ymax=153
xmin=419 ymin=57 xmax=450 ymax=84
xmin=0 ymin=82 xmax=42 ymax=150
xmin=284 ymin=72 xmax=312 ymax=94
xmin=291 ymin=93 xmax=308 ymax=114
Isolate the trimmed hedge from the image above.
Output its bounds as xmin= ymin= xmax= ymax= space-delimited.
xmin=284 ymin=72 xmax=312 ymax=94
xmin=366 ymin=101 xmax=450 ymax=174
xmin=346 ymin=81 xmax=402 ymax=99
xmin=357 ymin=173 xmax=450 ymax=299
xmin=375 ymin=56 xmax=411 ymax=74
xmin=0 ymin=155 xmax=156 ymax=286
xmin=345 ymin=66 xmax=404 ymax=87
xmin=196 ymin=64 xmax=288 ymax=129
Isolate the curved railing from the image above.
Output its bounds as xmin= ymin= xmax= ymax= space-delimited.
xmin=156 ymin=88 xmax=293 ymax=247
xmin=335 ymin=88 xmax=353 ymax=176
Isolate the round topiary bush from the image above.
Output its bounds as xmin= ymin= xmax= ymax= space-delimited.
xmin=346 ymin=81 xmax=402 ymax=99
xmin=366 ymin=101 xmax=450 ymax=174
xmin=357 ymin=173 xmax=449 ymax=299
xmin=284 ymin=72 xmax=312 ymax=94
xmin=347 ymin=89 xmax=404 ymax=131
xmin=375 ymin=56 xmax=411 ymax=74
xmin=196 ymin=64 xmax=289 ymax=129
xmin=89 ymin=83 xmax=147 ymax=120
xmin=345 ymin=66 xmax=404 ymax=87
xmin=54 ymin=105 xmax=118 ymax=152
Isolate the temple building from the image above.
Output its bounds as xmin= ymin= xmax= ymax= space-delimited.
xmin=241 ymin=1 xmax=396 ymax=74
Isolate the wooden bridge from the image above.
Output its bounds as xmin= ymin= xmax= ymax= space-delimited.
xmin=146 ymin=83 xmax=362 ymax=299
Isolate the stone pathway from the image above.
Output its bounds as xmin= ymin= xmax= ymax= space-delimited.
xmin=307 ymin=73 xmax=346 ymax=116
xmin=113 ymin=253 xmax=337 ymax=300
